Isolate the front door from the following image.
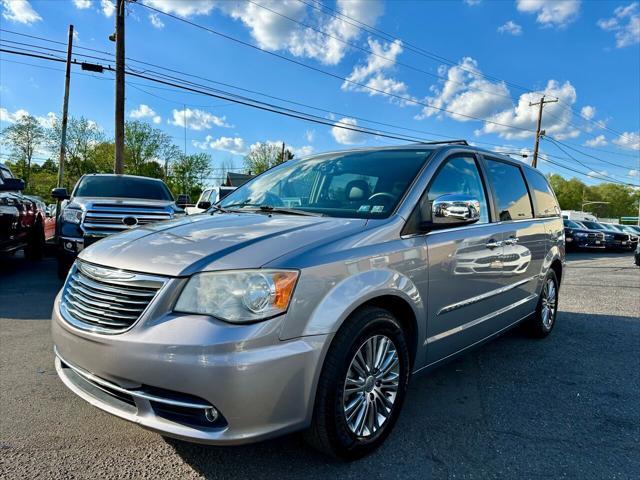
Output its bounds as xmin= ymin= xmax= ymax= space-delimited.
xmin=420 ymin=154 xmax=505 ymax=364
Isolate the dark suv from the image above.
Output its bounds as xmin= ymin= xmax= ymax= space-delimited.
xmin=0 ymin=163 xmax=46 ymax=261
xmin=578 ymin=220 xmax=632 ymax=251
xmin=563 ymin=219 xmax=605 ymax=250
xmin=52 ymin=174 xmax=183 ymax=277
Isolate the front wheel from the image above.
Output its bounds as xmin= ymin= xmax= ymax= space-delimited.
xmin=525 ymin=270 xmax=559 ymax=338
xmin=305 ymin=307 xmax=411 ymax=460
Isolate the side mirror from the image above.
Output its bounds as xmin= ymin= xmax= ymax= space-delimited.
xmin=51 ymin=187 xmax=70 ymax=200
xmin=0 ymin=178 xmax=25 ymax=191
xmin=426 ymin=194 xmax=481 ymax=229
xmin=197 ymin=201 xmax=211 ymax=210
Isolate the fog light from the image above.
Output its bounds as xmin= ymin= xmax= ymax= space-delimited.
xmin=204 ymin=407 xmax=219 ymax=423
xmin=64 ymin=241 xmax=74 ymax=251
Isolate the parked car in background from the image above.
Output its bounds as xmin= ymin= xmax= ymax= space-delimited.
xmin=577 ymin=220 xmax=632 ymax=251
xmin=1 ymin=163 xmax=46 ymax=260
xmin=51 ymin=174 xmax=183 ymax=277
xmin=606 ymin=224 xmax=640 ymax=250
xmin=563 ymin=219 xmax=605 ymax=250
xmin=184 ymin=186 xmax=236 ymax=215
xmin=561 ymin=210 xmax=598 ymax=223
xmin=176 ymin=194 xmax=191 ymax=209
xmin=635 ymin=243 xmax=640 ymax=266
xmin=52 ymin=143 xmax=565 ymax=459
xmin=25 ymin=195 xmax=56 ymax=242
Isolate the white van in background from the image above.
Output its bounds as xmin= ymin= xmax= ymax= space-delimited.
xmin=561 ymin=210 xmax=598 ymax=223
xmin=184 ymin=186 xmax=236 ymax=215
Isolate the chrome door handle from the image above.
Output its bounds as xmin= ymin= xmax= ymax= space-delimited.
xmin=504 ymin=237 xmax=519 ymax=245
xmin=486 ymin=240 xmax=503 ymax=249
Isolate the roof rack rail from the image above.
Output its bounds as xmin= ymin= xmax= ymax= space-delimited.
xmin=411 ymin=139 xmax=469 ymax=146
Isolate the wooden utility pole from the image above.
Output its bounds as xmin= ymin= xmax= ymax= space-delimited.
xmin=114 ymin=0 xmax=125 ymax=174
xmin=57 ymin=24 xmax=74 ymax=189
xmin=529 ymin=95 xmax=558 ymax=168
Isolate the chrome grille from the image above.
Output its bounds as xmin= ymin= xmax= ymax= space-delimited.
xmin=83 ymin=203 xmax=172 ymax=235
xmin=60 ymin=262 xmax=165 ymax=333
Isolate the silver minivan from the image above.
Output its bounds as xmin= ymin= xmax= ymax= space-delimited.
xmin=52 ymin=142 xmax=565 ymax=459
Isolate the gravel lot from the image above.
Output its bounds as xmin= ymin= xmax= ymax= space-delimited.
xmin=1 ymin=251 xmax=639 ymax=479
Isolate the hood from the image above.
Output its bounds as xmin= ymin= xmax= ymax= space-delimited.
xmin=70 ymin=196 xmax=177 ymax=209
xmin=78 ymin=212 xmax=367 ymax=276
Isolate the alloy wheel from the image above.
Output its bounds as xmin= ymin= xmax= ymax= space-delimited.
xmin=541 ymin=278 xmax=557 ymax=329
xmin=342 ymin=335 xmax=400 ymax=438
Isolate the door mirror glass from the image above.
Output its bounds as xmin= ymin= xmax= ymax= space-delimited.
xmin=51 ymin=187 xmax=70 ymax=200
xmin=0 ymin=178 xmax=25 ymax=191
xmin=428 ymin=194 xmax=481 ymax=228
xmin=197 ymin=201 xmax=211 ymax=210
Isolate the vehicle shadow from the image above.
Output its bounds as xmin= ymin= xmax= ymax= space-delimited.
xmin=0 ymin=253 xmax=62 ymax=320
xmin=566 ymin=250 xmax=635 ymax=263
xmin=164 ymin=310 xmax=640 ymax=479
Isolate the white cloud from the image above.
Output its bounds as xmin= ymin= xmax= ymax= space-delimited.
xmin=587 ymin=170 xmax=609 ymax=179
xmin=249 ymin=139 xmax=314 ymax=157
xmin=498 ymin=21 xmax=523 ymax=36
xmin=37 ymin=112 xmax=57 ymax=128
xmin=305 ymin=129 xmax=315 ymax=143
xmin=464 ymin=0 xmax=482 ymax=5
xmin=516 ymin=0 xmax=581 ymax=27
xmin=219 ymin=0 xmax=383 ymax=66
xmin=169 ymin=108 xmax=231 ymax=130
xmin=331 ymin=117 xmax=367 ymax=145
xmin=145 ymin=0 xmax=215 ymax=17
xmin=194 ymin=135 xmax=247 ymax=155
xmin=597 ymin=2 xmax=640 ymax=48
xmin=584 ymin=135 xmax=607 ymax=147
xmin=580 ymin=105 xmax=596 ymax=120
xmin=479 ymin=79 xmax=580 ymax=140
xmin=418 ymin=57 xmax=512 ymax=122
xmin=129 ymin=104 xmax=161 ymax=124
xmin=149 ymin=12 xmax=164 ymax=29
xmin=0 ymin=107 xmax=29 ymax=123
xmin=613 ymin=131 xmax=640 ymax=150
xmin=100 ymin=0 xmax=114 ymax=17
xmin=628 ymin=169 xmax=639 ymax=177
xmin=1 ymin=0 xmax=41 ymax=24
xmin=73 ymin=0 xmax=91 ymax=9
xmin=342 ymin=38 xmax=412 ymax=104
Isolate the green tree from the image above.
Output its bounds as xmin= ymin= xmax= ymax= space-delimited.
xmin=168 ymin=153 xmax=213 ymax=200
xmin=243 ymin=142 xmax=293 ymax=175
xmin=0 ymin=114 xmax=46 ymax=189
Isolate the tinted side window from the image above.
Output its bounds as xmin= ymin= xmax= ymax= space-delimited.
xmin=485 ymin=160 xmax=533 ymax=221
xmin=417 ymin=155 xmax=490 ymax=226
xmin=523 ymin=168 xmax=560 ymax=218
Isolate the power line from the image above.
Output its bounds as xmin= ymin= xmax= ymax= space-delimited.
xmin=135 ymin=1 xmax=535 ymax=134
xmin=544 ymin=137 xmax=638 ymax=170
xmin=295 ymin=0 xmax=638 ymax=144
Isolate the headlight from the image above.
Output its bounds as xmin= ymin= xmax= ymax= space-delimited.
xmin=62 ymin=208 xmax=82 ymax=224
xmin=575 ymin=232 xmax=588 ymax=237
xmin=175 ymin=270 xmax=299 ymax=323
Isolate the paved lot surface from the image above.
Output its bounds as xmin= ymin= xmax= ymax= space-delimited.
xmin=1 ymin=251 xmax=639 ymax=479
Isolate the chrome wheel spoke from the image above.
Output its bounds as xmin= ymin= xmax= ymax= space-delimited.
xmin=343 ymin=334 xmax=400 ymax=438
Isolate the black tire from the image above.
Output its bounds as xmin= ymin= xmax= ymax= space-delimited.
xmin=305 ymin=306 xmax=411 ymax=460
xmin=57 ymin=253 xmax=74 ymax=280
xmin=525 ymin=270 xmax=559 ymax=338
xmin=24 ymin=221 xmax=45 ymax=261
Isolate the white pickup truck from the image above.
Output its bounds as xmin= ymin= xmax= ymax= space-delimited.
xmin=184 ymin=186 xmax=236 ymax=215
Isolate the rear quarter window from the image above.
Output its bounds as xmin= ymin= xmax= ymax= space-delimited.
xmin=523 ymin=168 xmax=561 ymax=218
xmin=484 ymin=159 xmax=533 ymax=221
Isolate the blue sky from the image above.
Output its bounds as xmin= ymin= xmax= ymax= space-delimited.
xmin=1 ymin=0 xmax=639 ymax=186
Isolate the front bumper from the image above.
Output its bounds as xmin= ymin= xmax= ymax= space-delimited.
xmin=52 ymin=294 xmax=330 ymax=445
xmin=566 ymin=236 xmax=605 ymax=249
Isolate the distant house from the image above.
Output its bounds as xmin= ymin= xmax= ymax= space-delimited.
xmin=224 ymin=172 xmax=254 ymax=187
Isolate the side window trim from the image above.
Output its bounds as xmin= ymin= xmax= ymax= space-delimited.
xmin=480 ymin=155 xmax=535 ymax=222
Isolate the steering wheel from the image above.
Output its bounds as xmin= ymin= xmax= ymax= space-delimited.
xmin=367 ymin=192 xmax=396 ymax=205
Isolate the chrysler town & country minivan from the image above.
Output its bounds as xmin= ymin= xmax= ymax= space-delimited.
xmin=52 ymin=142 xmax=565 ymax=459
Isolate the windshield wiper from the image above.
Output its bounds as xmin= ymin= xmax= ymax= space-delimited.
xmin=257 ymin=205 xmax=324 ymax=217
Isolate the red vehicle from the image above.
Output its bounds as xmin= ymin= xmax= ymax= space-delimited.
xmin=0 ymin=164 xmax=46 ymax=260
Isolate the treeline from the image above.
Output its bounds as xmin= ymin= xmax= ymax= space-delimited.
xmin=1 ymin=115 xmax=216 ymax=201
xmin=548 ymin=174 xmax=640 ymax=219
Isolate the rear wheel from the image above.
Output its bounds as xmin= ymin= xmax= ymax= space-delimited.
xmin=305 ymin=307 xmax=410 ymax=460
xmin=525 ymin=270 xmax=559 ymax=338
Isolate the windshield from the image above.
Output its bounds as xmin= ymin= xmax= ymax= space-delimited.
xmin=581 ymin=221 xmax=605 ymax=230
xmin=74 ymin=176 xmax=173 ymax=200
xmin=564 ymin=220 xmax=582 ymax=229
xmin=219 ymin=150 xmax=431 ymax=218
